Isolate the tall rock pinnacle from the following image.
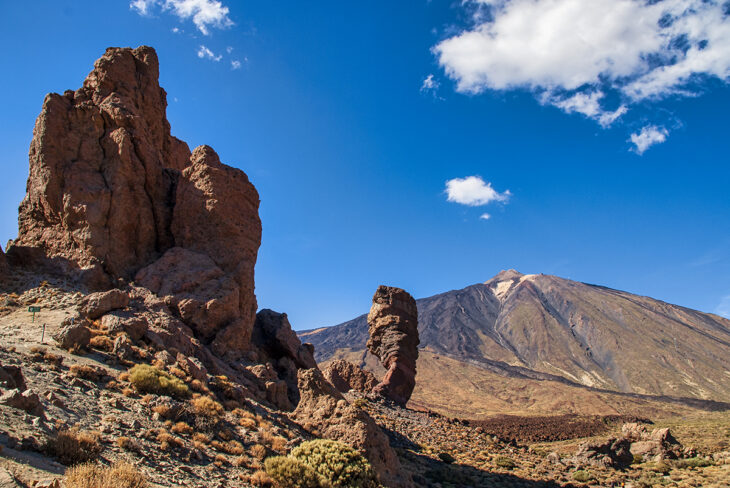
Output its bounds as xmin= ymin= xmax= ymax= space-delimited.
xmin=7 ymin=46 xmax=262 ymax=353
xmin=366 ymin=285 xmax=420 ymax=405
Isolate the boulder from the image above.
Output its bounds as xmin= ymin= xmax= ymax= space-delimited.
xmin=623 ymin=424 xmax=682 ymax=461
xmin=79 ymin=289 xmax=129 ymax=319
xmin=112 ymin=334 xmax=135 ymax=361
xmin=52 ymin=322 xmax=91 ymax=350
xmin=323 ymin=359 xmax=378 ymax=394
xmin=571 ymin=437 xmax=632 ymax=469
xmin=291 ymin=368 xmax=413 ymax=488
xmin=100 ymin=311 xmax=147 ymax=341
xmin=0 ymin=365 xmax=26 ymax=391
xmin=0 ymin=389 xmax=44 ymax=416
xmin=366 ymin=286 xmax=420 ymax=405
xmin=176 ymin=353 xmax=208 ymax=382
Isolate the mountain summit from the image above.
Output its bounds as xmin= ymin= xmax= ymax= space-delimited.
xmin=300 ymin=270 xmax=730 ymax=416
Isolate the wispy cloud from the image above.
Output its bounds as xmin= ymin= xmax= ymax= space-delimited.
xmin=479 ymin=213 xmax=491 ymax=220
xmin=630 ymin=126 xmax=668 ymax=154
xmin=715 ymin=295 xmax=730 ymax=318
xmin=231 ymin=60 xmax=242 ymax=70
xmin=445 ymin=176 xmax=510 ymax=206
xmin=421 ymin=74 xmax=439 ymax=93
xmin=197 ymin=45 xmax=222 ymax=62
xmin=434 ymin=0 xmax=730 ymax=149
xmin=131 ymin=0 xmax=233 ymax=35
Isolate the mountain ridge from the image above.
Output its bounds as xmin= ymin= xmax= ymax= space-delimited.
xmin=299 ymin=270 xmax=730 ymax=415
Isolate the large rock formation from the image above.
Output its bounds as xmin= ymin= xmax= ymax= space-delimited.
xmin=366 ymin=286 xmax=419 ymax=405
xmin=0 ymin=247 xmax=7 ymax=281
xmin=291 ymin=368 xmax=413 ymax=488
xmin=6 ymin=46 xmax=261 ymax=354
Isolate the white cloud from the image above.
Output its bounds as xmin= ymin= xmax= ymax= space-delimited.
xmin=197 ymin=45 xmax=222 ymax=62
xmin=435 ymin=0 xmax=730 ymax=132
xmin=629 ymin=125 xmax=669 ymax=154
xmin=716 ymin=295 xmax=730 ymax=318
xmin=131 ymin=0 xmax=233 ymax=35
xmin=479 ymin=213 xmax=492 ymax=220
xmin=421 ymin=74 xmax=440 ymax=93
xmin=231 ymin=60 xmax=242 ymax=70
xmin=445 ymin=176 xmax=511 ymax=206
xmin=226 ymin=46 xmax=233 ymax=53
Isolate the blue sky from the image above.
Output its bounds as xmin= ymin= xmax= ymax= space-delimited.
xmin=1 ymin=0 xmax=729 ymax=329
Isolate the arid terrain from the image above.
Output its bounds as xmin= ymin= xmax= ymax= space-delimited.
xmin=0 ymin=45 xmax=728 ymax=488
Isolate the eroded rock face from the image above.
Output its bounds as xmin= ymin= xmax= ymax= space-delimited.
xmin=366 ymin=285 xmax=419 ymax=405
xmin=622 ymin=423 xmax=682 ymax=461
xmin=0 ymin=247 xmax=7 ymax=280
xmin=8 ymin=46 xmax=261 ymax=355
xmin=8 ymin=46 xmax=190 ymax=288
xmin=323 ymin=359 xmax=378 ymax=394
xmin=79 ymin=289 xmax=129 ymax=319
xmin=292 ymin=368 xmax=413 ymax=488
xmin=571 ymin=437 xmax=633 ymax=469
xmin=250 ymin=309 xmax=317 ymax=409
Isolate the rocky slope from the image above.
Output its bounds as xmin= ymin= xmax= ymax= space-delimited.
xmin=300 ymin=270 xmax=730 ymax=416
xmin=0 ymin=45 xmax=412 ymax=488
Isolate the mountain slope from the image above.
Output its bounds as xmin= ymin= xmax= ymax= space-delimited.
xmin=300 ymin=270 xmax=730 ymax=412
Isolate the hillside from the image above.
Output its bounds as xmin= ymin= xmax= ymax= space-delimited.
xmin=300 ymin=270 xmax=730 ymax=416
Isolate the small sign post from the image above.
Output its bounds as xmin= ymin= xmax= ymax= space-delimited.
xmin=28 ymin=306 xmax=41 ymax=322
xmin=41 ymin=323 xmax=46 ymax=344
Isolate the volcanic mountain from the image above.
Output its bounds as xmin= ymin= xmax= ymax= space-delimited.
xmin=300 ymin=270 xmax=730 ymax=417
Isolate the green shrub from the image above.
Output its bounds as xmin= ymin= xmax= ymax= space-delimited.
xmin=572 ymin=470 xmax=594 ymax=482
xmin=128 ymin=364 xmax=189 ymax=398
xmin=632 ymin=453 xmax=644 ymax=464
xmin=290 ymin=439 xmax=378 ymax=488
xmin=675 ymin=457 xmax=711 ymax=469
xmin=264 ymin=456 xmax=322 ymax=488
xmin=494 ymin=456 xmax=516 ymax=469
xmin=648 ymin=460 xmax=672 ymax=474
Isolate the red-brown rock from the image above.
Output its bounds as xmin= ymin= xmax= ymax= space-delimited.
xmin=323 ymin=359 xmax=378 ymax=394
xmin=366 ymin=285 xmax=419 ymax=405
xmin=8 ymin=46 xmax=261 ymax=360
xmin=79 ymin=289 xmax=129 ymax=319
xmin=291 ymin=368 xmax=413 ymax=488
xmin=8 ymin=46 xmax=190 ymax=288
xmin=172 ymin=145 xmax=261 ymax=343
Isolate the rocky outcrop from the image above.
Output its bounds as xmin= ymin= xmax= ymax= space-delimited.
xmin=0 ymin=364 xmax=26 ymax=391
xmin=366 ymin=286 xmax=419 ymax=405
xmin=250 ymin=309 xmax=317 ymax=409
xmin=323 ymin=359 xmax=378 ymax=394
xmin=0 ymin=247 xmax=7 ymax=280
xmin=8 ymin=46 xmax=190 ymax=289
xmin=52 ymin=322 xmax=91 ymax=351
xmin=0 ymin=389 xmax=43 ymax=416
xmin=291 ymin=368 xmax=413 ymax=488
xmin=7 ymin=46 xmax=261 ymax=356
xmin=622 ymin=423 xmax=682 ymax=461
xmin=79 ymin=289 xmax=129 ymax=319
xmin=570 ymin=437 xmax=633 ymax=469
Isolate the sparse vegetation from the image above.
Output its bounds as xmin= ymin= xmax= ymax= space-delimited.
xmin=128 ymin=364 xmax=189 ymax=398
xmin=47 ymin=427 xmax=102 ymax=465
xmin=572 ymin=470 xmax=594 ymax=482
xmin=64 ymin=461 xmax=147 ymax=488
xmin=69 ymin=364 xmax=106 ymax=382
xmin=264 ymin=456 xmax=322 ymax=488
xmin=494 ymin=456 xmax=516 ymax=469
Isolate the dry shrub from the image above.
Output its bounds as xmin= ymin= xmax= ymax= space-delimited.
xmin=64 ymin=461 xmax=147 ymax=488
xmin=250 ymin=444 xmax=268 ymax=461
xmin=171 ymin=421 xmax=193 ymax=435
xmin=169 ymin=366 xmax=187 ymax=379
xmin=122 ymin=387 xmax=135 ymax=397
xmin=234 ymin=456 xmax=248 ymax=467
xmin=89 ymin=335 xmax=114 ymax=351
xmin=47 ymin=427 xmax=102 ymax=465
xmin=240 ymin=417 xmax=257 ymax=429
xmin=192 ymin=432 xmax=211 ymax=445
xmin=128 ymin=364 xmax=189 ymax=398
xmin=213 ymin=440 xmax=244 ymax=456
xmin=116 ymin=436 xmax=138 ymax=452
xmin=190 ymin=379 xmax=210 ymax=394
xmin=214 ymin=453 xmax=228 ymax=467
xmin=69 ymin=364 xmax=106 ymax=382
xmin=249 ymin=470 xmax=274 ymax=487
xmin=191 ymin=395 xmax=224 ymax=418
xmin=29 ymin=347 xmax=63 ymax=366
xmin=270 ymin=436 xmax=288 ymax=453
xmin=151 ymin=404 xmax=173 ymax=418
xmin=118 ymin=372 xmax=130 ymax=382
xmin=157 ymin=430 xmax=184 ymax=451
